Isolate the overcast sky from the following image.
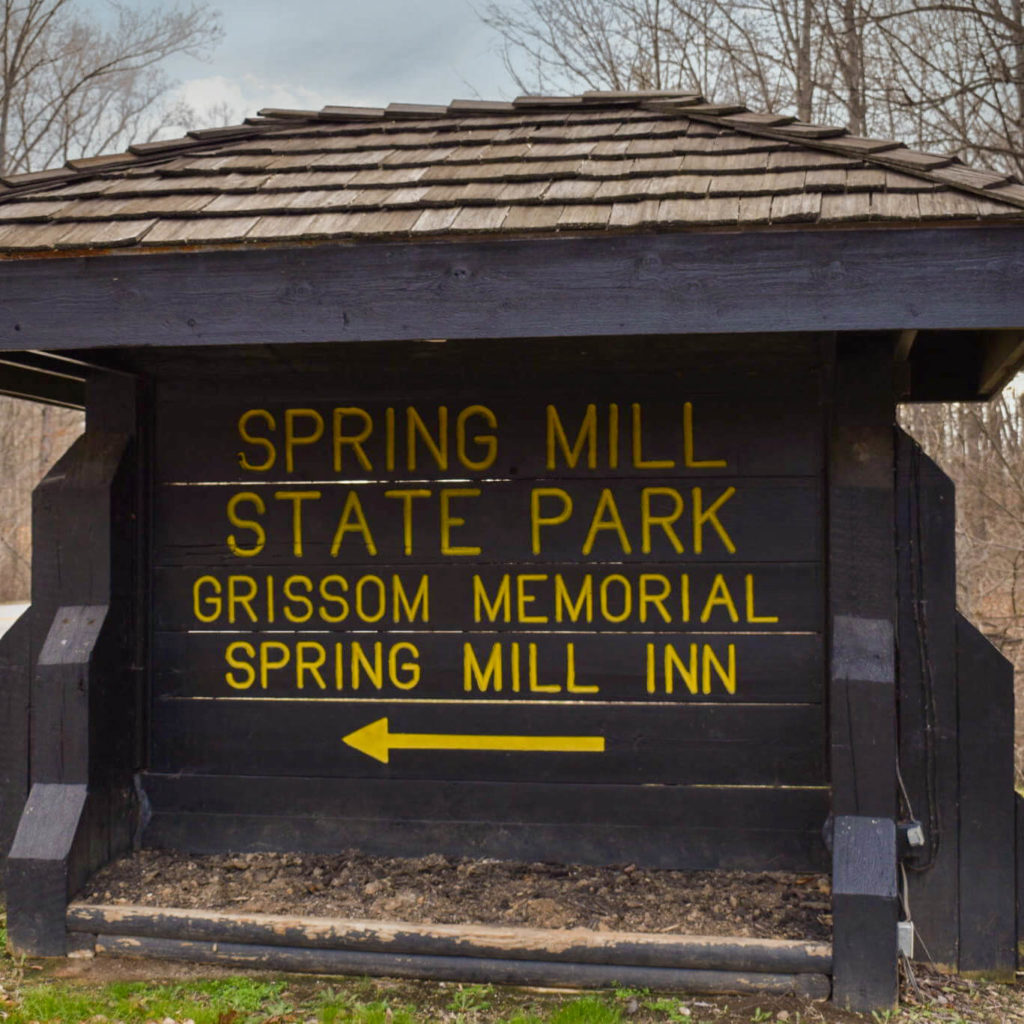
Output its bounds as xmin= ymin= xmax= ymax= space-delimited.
xmin=147 ymin=0 xmax=521 ymax=126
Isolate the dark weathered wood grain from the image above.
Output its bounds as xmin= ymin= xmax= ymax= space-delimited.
xmin=957 ymin=614 xmax=1016 ymax=980
xmin=91 ymin=933 xmax=832 ymax=995
xmin=827 ymin=335 xmax=899 ymax=1012
xmin=149 ymin=700 xmax=826 ymax=786
xmin=68 ymin=902 xmax=832 ymax=972
xmin=154 ymin=563 xmax=824 ymax=633
xmin=0 ymin=229 xmax=1020 ymax=379
xmin=5 ymin=372 xmax=141 ymax=955
xmin=0 ymin=610 xmax=31 ymax=857
xmin=153 ymin=477 xmax=822 ymax=567
xmin=896 ymin=430 xmax=959 ymax=968
xmin=139 ymin=773 xmax=829 ymax=869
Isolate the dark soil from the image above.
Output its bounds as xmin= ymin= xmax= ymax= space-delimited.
xmin=78 ymin=849 xmax=831 ymax=940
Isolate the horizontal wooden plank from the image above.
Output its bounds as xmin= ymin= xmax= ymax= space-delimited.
xmin=147 ymin=701 xmax=826 ymax=785
xmin=68 ymin=903 xmax=832 ymax=972
xmin=139 ymin=775 xmax=831 ymax=868
xmin=154 ymin=563 xmax=824 ymax=633
xmin=146 ymin=334 xmax=825 ymax=396
xmin=0 ymin=229 xmax=1020 ymax=375
xmin=154 ymin=392 xmax=822 ymax=484
xmin=140 ymin=772 xmax=829 ymax=829
xmin=153 ymin=477 xmax=823 ymax=566
xmin=141 ymin=811 xmax=829 ymax=870
xmin=91 ymin=934 xmax=832 ymax=995
xmin=0 ymin=361 xmax=85 ymax=408
xmin=151 ymin=631 xmax=823 ymax=703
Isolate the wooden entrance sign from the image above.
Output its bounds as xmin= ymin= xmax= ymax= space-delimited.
xmin=143 ymin=337 xmax=828 ymax=865
xmin=0 ymin=89 xmax=1022 ymax=1011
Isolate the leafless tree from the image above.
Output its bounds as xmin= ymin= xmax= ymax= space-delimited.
xmin=0 ymin=0 xmax=223 ymax=175
xmin=0 ymin=396 xmax=82 ymax=602
xmin=901 ymin=395 xmax=1024 ymax=782
xmin=482 ymin=0 xmax=1024 ymax=171
xmin=0 ymin=0 xmax=223 ymax=603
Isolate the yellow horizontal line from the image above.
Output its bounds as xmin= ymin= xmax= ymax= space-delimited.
xmin=160 ymin=696 xmax=820 ymax=707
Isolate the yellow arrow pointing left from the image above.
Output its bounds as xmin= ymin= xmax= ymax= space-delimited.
xmin=343 ymin=717 xmax=606 ymax=765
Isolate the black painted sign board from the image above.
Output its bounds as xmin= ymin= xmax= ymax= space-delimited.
xmin=148 ymin=337 xmax=828 ymax=816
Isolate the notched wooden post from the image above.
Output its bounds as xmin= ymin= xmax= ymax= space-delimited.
xmin=4 ymin=372 xmax=139 ymax=956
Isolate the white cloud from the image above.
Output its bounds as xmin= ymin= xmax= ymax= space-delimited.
xmin=171 ymin=74 xmax=339 ymax=127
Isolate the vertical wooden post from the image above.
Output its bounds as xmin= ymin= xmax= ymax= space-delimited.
xmin=4 ymin=371 xmax=140 ymax=955
xmin=0 ymin=609 xmax=31 ymax=857
xmin=896 ymin=431 xmax=959 ymax=966
xmin=829 ymin=335 xmax=899 ymax=1011
xmin=957 ymin=614 xmax=1015 ymax=979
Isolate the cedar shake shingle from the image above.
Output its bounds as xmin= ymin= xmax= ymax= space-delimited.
xmin=0 ymin=91 xmax=1020 ymax=255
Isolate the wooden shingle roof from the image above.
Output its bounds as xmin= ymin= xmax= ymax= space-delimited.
xmin=1 ymin=91 xmax=1023 ymax=255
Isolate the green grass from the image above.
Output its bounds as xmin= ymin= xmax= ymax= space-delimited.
xmin=5 ymin=978 xmax=286 ymax=1024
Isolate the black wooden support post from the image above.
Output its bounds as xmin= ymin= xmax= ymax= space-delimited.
xmin=4 ymin=371 xmax=139 ymax=955
xmin=0 ymin=609 xmax=31 ymax=858
xmin=956 ymin=614 xmax=1015 ymax=979
xmin=896 ymin=431 xmax=959 ymax=967
xmin=829 ymin=335 xmax=899 ymax=1011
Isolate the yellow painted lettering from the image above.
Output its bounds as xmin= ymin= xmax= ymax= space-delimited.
xmin=393 ymin=575 xmax=429 ymax=622
xmin=531 ymin=488 xmax=572 ymax=555
xmin=296 ymin=641 xmax=327 ymax=690
xmin=237 ymin=409 xmax=276 ymax=472
xmin=692 ymin=486 xmax=737 ymax=554
xmin=274 ymin=490 xmax=320 ymax=558
xmin=700 ymin=573 xmax=740 ymax=623
xmin=516 ymin=573 xmax=549 ymax=624
xmin=356 ymin=575 xmax=386 ymax=622
xmin=193 ymin=575 xmax=222 ymax=623
xmin=456 ymin=405 xmax=498 ymax=470
xmin=665 ymin=643 xmax=699 ymax=695
xmin=440 ymin=488 xmax=481 ymax=556
xmin=582 ymin=489 xmax=631 ymax=555
xmin=599 ymin=574 xmax=632 ymax=623
xmin=227 ymin=491 xmax=266 ymax=557
xmin=259 ymin=641 xmax=290 ymax=690
xmin=385 ymin=407 xmax=396 ymax=471
xmin=384 ymin=489 xmax=430 ymax=556
xmin=228 ymin=575 xmax=258 ymax=624
xmin=641 ymin=486 xmax=685 ymax=554
xmin=407 ymin=406 xmax=448 ymax=471
xmin=608 ymin=402 xmax=619 ymax=469
xmin=464 ymin=642 xmax=502 ymax=692
xmin=332 ymin=407 xmax=373 ymax=472
xmin=639 ymin=573 xmax=672 ymax=623
xmin=683 ymin=401 xmax=727 ymax=468
xmin=565 ymin=641 xmax=598 ymax=693
xmin=283 ymin=574 xmax=314 ymax=623
xmin=284 ymin=408 xmax=324 ymax=473
xmin=745 ymin=573 xmax=779 ymax=623
xmin=632 ymin=403 xmax=674 ymax=468
xmin=351 ymin=641 xmax=383 ymax=690
xmin=546 ymin=404 xmax=597 ymax=469
xmin=554 ymin=574 xmax=592 ymax=624
xmin=225 ymin=641 xmax=256 ymax=690
xmin=318 ymin=575 xmax=349 ymax=623
xmin=389 ymin=642 xmax=421 ymax=689
xmin=703 ymin=644 xmax=737 ymax=694
xmin=528 ymin=643 xmax=559 ymax=693
xmin=473 ymin=574 xmax=511 ymax=623
xmin=330 ymin=491 xmax=377 ymax=556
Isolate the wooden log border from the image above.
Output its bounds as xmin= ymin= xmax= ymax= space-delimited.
xmin=66 ymin=904 xmax=831 ymax=997
xmin=67 ymin=903 xmax=831 ymax=974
